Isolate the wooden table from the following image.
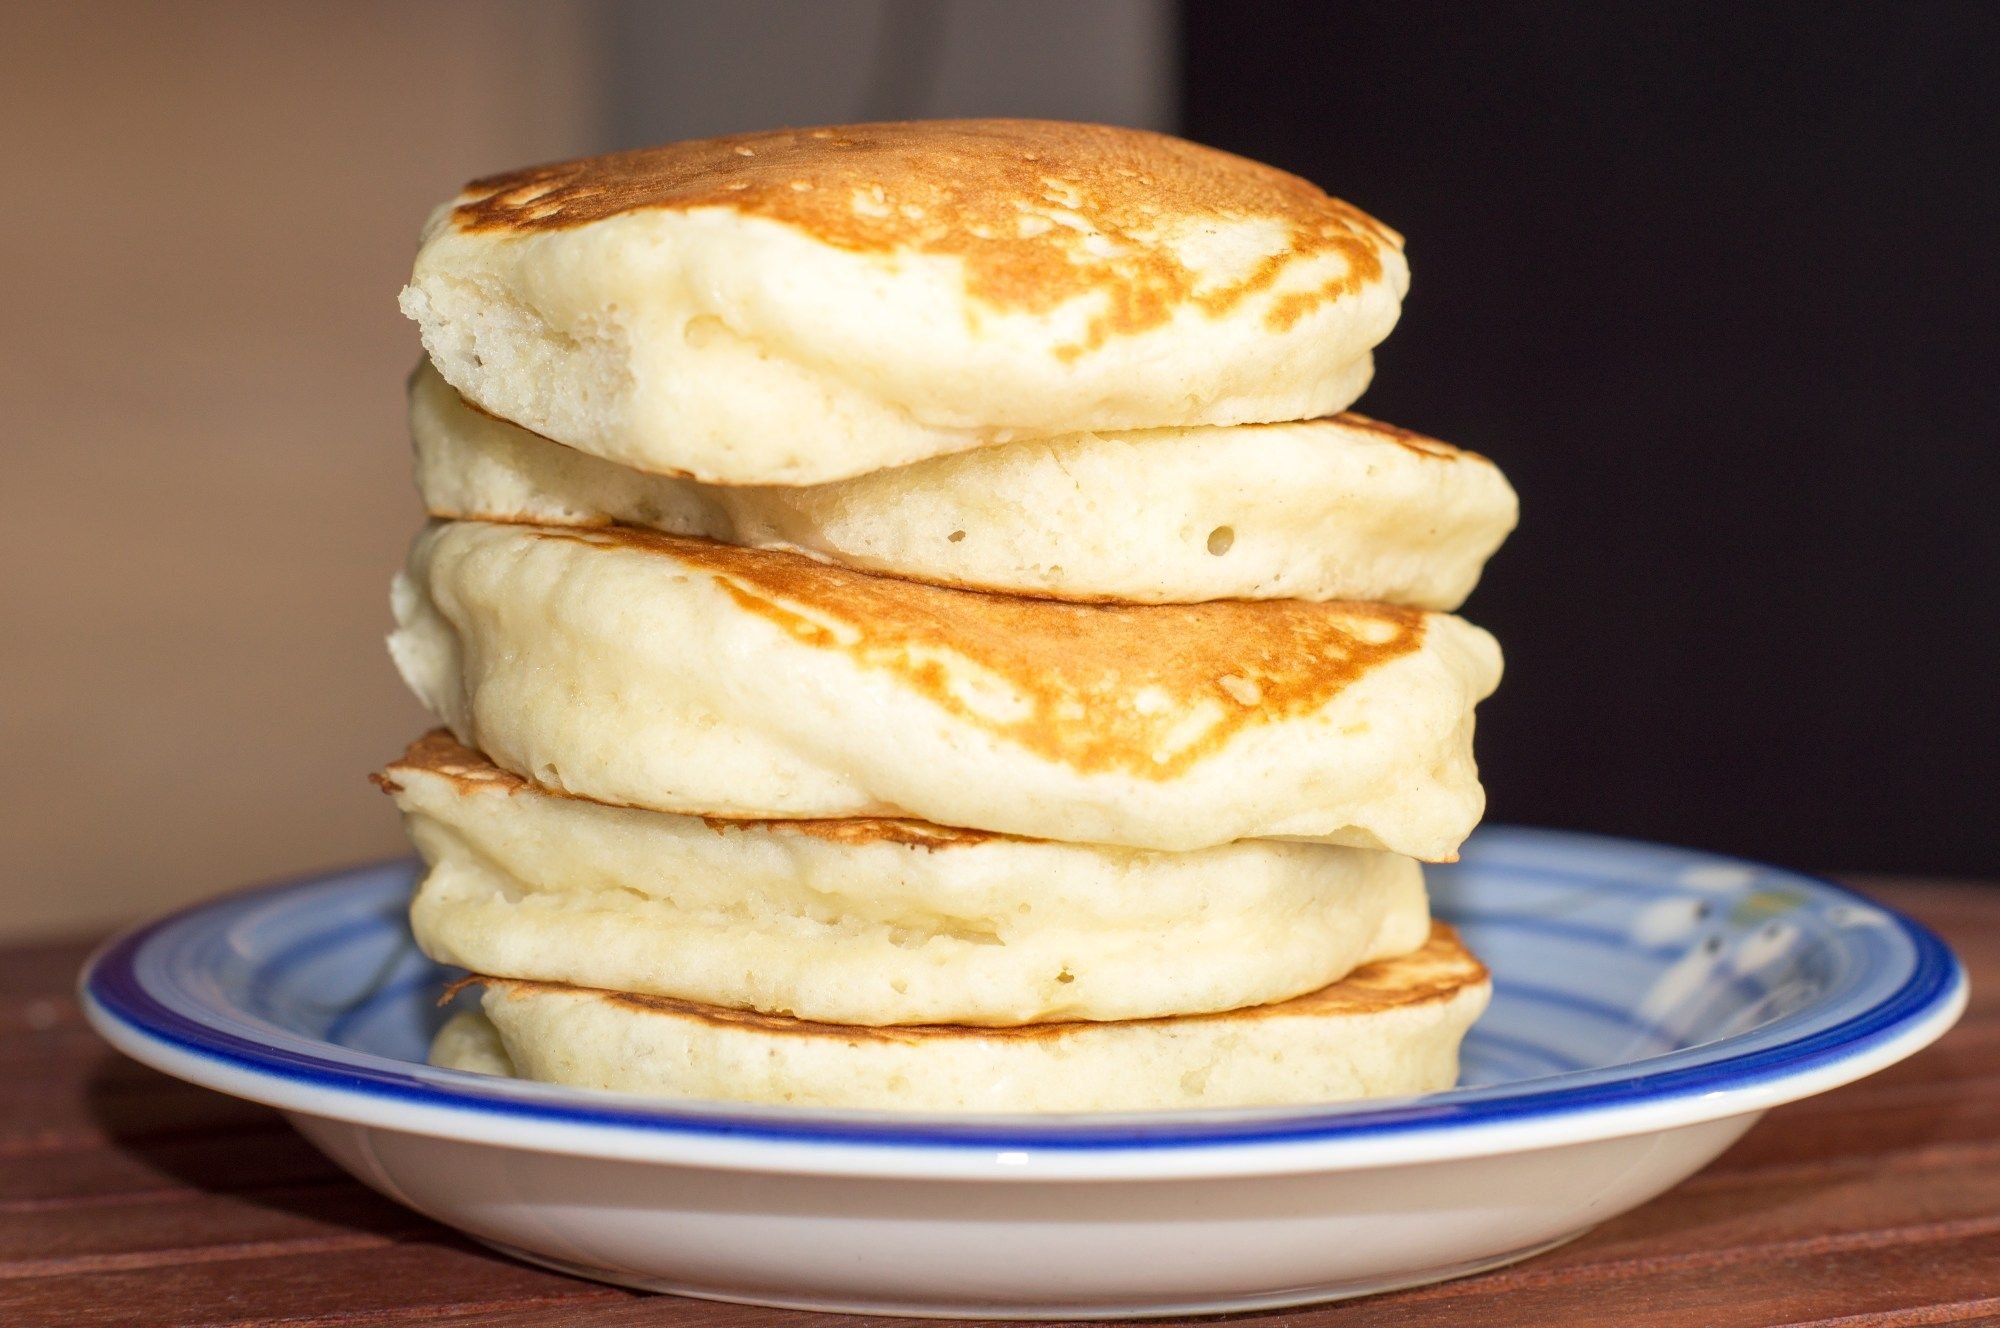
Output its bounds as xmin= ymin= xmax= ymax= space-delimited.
xmin=5 ymin=879 xmax=1994 ymax=1327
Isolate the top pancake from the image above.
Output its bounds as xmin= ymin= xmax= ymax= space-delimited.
xmin=401 ymin=119 xmax=1408 ymax=484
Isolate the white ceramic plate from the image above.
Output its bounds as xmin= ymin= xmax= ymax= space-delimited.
xmin=81 ymin=827 xmax=1965 ymax=1318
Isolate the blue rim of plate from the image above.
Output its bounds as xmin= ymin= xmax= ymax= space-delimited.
xmin=82 ymin=826 xmax=1965 ymax=1157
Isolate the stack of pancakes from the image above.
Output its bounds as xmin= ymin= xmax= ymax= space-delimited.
xmin=377 ymin=120 xmax=1517 ymax=1112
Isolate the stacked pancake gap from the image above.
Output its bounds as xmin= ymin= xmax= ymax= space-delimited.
xmin=378 ymin=121 xmax=1517 ymax=1112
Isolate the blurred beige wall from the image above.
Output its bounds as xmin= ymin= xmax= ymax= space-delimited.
xmin=599 ymin=0 xmax=1175 ymax=144
xmin=0 ymin=1 xmax=598 ymax=938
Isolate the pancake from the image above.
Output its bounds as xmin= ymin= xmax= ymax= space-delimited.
xmin=429 ymin=923 xmax=1489 ymax=1111
xmin=431 ymin=1008 xmax=513 ymax=1077
xmin=388 ymin=520 xmax=1503 ymax=856
xmin=380 ymin=732 xmax=1431 ymax=1027
xmin=400 ymin=120 xmax=1407 ymax=485
xmin=410 ymin=361 xmax=1517 ymax=609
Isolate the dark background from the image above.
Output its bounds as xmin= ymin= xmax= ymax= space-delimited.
xmin=1185 ymin=2 xmax=2000 ymax=874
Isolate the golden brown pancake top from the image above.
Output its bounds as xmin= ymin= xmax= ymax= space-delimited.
xmin=377 ymin=729 xmax=1003 ymax=848
xmin=528 ymin=527 xmax=1428 ymax=781
xmin=468 ymin=923 xmax=1486 ymax=1039
xmin=447 ymin=120 xmax=1400 ymax=356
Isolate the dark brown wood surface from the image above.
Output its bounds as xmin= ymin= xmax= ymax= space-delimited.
xmin=5 ymin=879 xmax=1994 ymax=1327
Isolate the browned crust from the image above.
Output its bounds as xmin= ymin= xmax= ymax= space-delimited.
xmin=518 ymin=526 xmax=1428 ymax=781
xmin=1330 ymin=412 xmax=1489 ymax=462
xmin=462 ymin=924 xmax=1487 ymax=1041
xmin=378 ymin=729 xmax=1005 ymax=848
xmin=442 ymin=120 xmax=1400 ymax=353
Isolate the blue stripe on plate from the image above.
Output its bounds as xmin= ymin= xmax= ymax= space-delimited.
xmin=83 ymin=827 xmax=1965 ymax=1152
